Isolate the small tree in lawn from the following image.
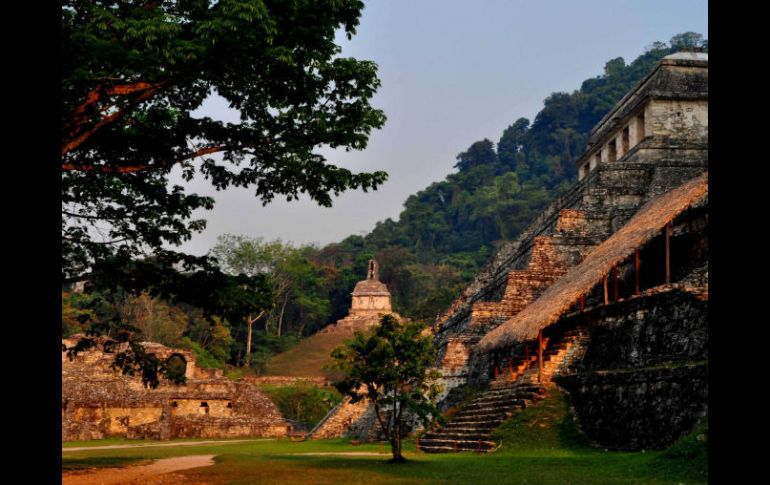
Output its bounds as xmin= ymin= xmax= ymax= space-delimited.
xmin=331 ymin=314 xmax=442 ymax=463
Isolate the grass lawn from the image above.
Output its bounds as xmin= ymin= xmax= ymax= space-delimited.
xmin=265 ymin=328 xmax=356 ymax=379
xmin=62 ymin=388 xmax=707 ymax=484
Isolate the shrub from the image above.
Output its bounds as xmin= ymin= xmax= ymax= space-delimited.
xmin=259 ymin=382 xmax=343 ymax=429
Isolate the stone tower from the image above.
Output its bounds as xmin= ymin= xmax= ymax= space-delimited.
xmin=349 ymin=260 xmax=392 ymax=315
xmin=321 ymin=259 xmax=399 ymax=332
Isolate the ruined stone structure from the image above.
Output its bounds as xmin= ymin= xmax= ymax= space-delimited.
xmin=320 ymin=259 xmax=400 ymax=333
xmin=308 ymin=52 xmax=709 ymax=449
xmin=62 ymin=337 xmax=289 ymax=441
xmin=417 ymin=51 xmax=709 ymax=452
xmin=576 ymin=51 xmax=708 ymax=180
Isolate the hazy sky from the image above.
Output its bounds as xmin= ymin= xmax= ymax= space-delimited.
xmin=171 ymin=0 xmax=708 ymax=256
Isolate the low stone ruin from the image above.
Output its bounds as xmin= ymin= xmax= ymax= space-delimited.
xmin=62 ymin=336 xmax=289 ymax=441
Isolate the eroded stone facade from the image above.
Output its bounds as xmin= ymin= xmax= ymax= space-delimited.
xmin=555 ymin=285 xmax=708 ymax=450
xmin=62 ymin=337 xmax=289 ymax=441
xmin=576 ymin=52 xmax=708 ymax=180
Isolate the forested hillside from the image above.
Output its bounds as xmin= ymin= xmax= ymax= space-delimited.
xmin=313 ymin=34 xmax=706 ymax=323
xmin=63 ymin=33 xmax=706 ymax=374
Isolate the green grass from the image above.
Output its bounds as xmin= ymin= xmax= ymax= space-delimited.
xmin=62 ymin=389 xmax=707 ymax=485
xmin=265 ymin=329 xmax=355 ymax=378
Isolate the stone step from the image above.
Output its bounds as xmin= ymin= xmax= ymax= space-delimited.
xmin=482 ymin=383 xmax=543 ymax=394
xmin=418 ymin=439 xmax=497 ymax=453
xmin=459 ymin=401 xmax=527 ymax=414
xmin=435 ymin=425 xmax=499 ymax=435
xmin=445 ymin=420 xmax=504 ymax=430
xmin=461 ymin=398 xmax=526 ymax=411
xmin=454 ymin=402 xmax=520 ymax=414
xmin=477 ymin=386 xmax=532 ymax=396
xmin=444 ymin=422 xmax=503 ymax=432
xmin=482 ymin=392 xmax=542 ymax=403
xmin=421 ymin=431 xmax=492 ymax=442
xmin=418 ymin=445 xmax=494 ymax=454
xmin=451 ymin=410 xmax=513 ymax=422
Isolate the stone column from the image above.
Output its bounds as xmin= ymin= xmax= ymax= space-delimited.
xmin=615 ymin=133 xmax=625 ymax=159
xmin=629 ymin=119 xmax=640 ymax=147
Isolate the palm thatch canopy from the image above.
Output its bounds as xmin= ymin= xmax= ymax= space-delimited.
xmin=477 ymin=172 xmax=708 ymax=353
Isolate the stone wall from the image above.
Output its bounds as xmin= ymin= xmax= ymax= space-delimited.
xmin=62 ymin=338 xmax=289 ymax=441
xmin=351 ymin=295 xmax=391 ymax=313
xmin=646 ymin=99 xmax=708 ymax=139
xmin=554 ymin=287 xmax=708 ymax=450
xmin=557 ymin=364 xmax=707 ymax=451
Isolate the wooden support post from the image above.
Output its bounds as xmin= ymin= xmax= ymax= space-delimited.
xmin=508 ymin=357 xmax=513 ymax=377
xmin=603 ymin=274 xmax=609 ymax=304
xmin=635 ymin=249 xmax=640 ymax=295
xmin=664 ymin=222 xmax=671 ymax=285
xmin=580 ymin=295 xmax=585 ymax=312
xmin=538 ymin=330 xmax=543 ymax=385
xmin=613 ymin=266 xmax=619 ymax=301
xmin=416 ymin=437 xmax=420 ymax=451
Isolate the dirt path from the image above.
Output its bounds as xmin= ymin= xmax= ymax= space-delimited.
xmin=62 ymin=454 xmax=216 ymax=485
xmin=63 ymin=438 xmax=272 ymax=452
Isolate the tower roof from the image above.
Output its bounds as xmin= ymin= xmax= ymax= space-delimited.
xmin=351 ymin=259 xmax=390 ymax=296
xmin=352 ymin=278 xmax=390 ymax=296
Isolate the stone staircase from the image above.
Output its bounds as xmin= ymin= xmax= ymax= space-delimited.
xmin=306 ymin=395 xmax=370 ymax=440
xmin=466 ymin=207 xmax=603 ymax=332
xmin=418 ymin=381 xmax=545 ymax=452
xmin=420 ymin=329 xmax=587 ymax=453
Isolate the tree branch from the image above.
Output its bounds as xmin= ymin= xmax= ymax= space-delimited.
xmin=62 ymin=81 xmax=169 ymax=157
xmin=62 ymin=210 xmax=121 ymax=221
xmin=62 ymin=235 xmax=129 ymax=245
xmin=62 ymin=145 xmax=241 ymax=174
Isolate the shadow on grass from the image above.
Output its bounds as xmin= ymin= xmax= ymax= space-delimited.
xmin=266 ymin=449 xmax=706 ymax=485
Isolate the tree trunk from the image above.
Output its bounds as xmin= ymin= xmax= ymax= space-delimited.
xmin=389 ymin=387 xmax=405 ymax=462
xmin=245 ymin=314 xmax=253 ymax=367
xmin=277 ymin=292 xmax=289 ymax=337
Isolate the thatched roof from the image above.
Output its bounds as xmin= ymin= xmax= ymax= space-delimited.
xmin=477 ymin=172 xmax=708 ymax=352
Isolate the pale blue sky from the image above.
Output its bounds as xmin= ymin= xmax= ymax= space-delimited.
xmin=173 ymin=0 xmax=708 ymax=255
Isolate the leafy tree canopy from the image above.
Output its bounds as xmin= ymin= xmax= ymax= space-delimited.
xmin=454 ymin=138 xmax=497 ymax=172
xmin=332 ymin=315 xmax=442 ymax=462
xmin=62 ymin=0 xmax=387 ymax=283
xmin=670 ymin=31 xmax=706 ymax=50
xmin=61 ymin=0 xmax=387 ymax=384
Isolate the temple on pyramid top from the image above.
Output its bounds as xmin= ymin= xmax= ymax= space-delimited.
xmin=349 ymin=260 xmax=392 ymax=315
xmin=321 ymin=259 xmax=400 ymax=333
